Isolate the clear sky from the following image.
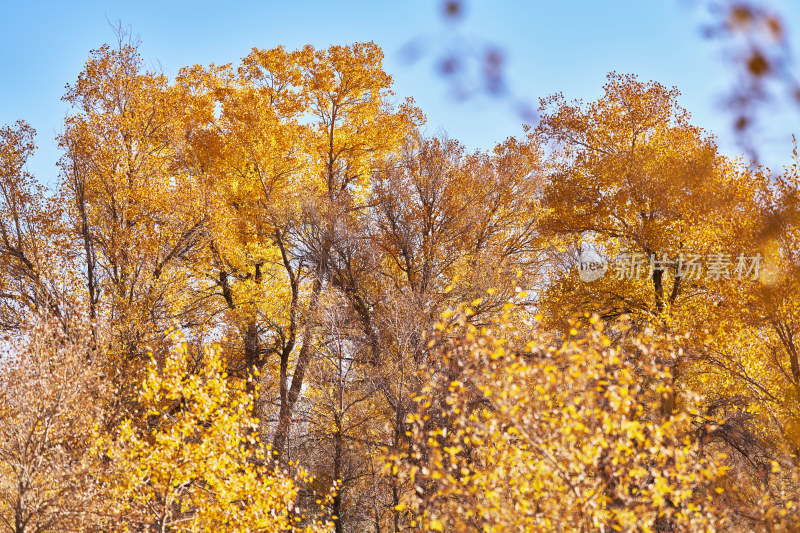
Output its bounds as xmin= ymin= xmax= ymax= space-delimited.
xmin=2 ymin=0 xmax=799 ymax=186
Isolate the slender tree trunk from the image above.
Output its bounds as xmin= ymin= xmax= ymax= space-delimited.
xmin=333 ymin=417 xmax=344 ymax=533
xmin=273 ymin=274 xmax=323 ymax=460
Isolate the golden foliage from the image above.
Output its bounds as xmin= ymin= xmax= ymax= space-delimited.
xmin=94 ymin=330 xmax=316 ymax=532
xmin=395 ymin=312 xmax=731 ymax=531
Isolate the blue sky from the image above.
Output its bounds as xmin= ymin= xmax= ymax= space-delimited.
xmin=2 ymin=0 xmax=799 ymax=185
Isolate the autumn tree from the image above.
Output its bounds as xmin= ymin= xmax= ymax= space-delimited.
xmin=0 ymin=316 xmax=107 ymax=533
xmin=94 ymin=330 xmax=320 ymax=532
xmin=0 ymin=122 xmax=71 ymax=331
xmin=290 ymin=131 xmax=546 ymax=531
xmin=528 ymin=71 xmax=800 ymax=530
xmin=397 ymin=310 xmax=732 ymax=532
xmin=535 ymin=72 xmax=758 ymax=327
xmin=58 ymin=33 xmax=209 ymax=401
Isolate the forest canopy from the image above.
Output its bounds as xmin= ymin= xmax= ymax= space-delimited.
xmin=2 ymin=29 xmax=800 ymax=532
